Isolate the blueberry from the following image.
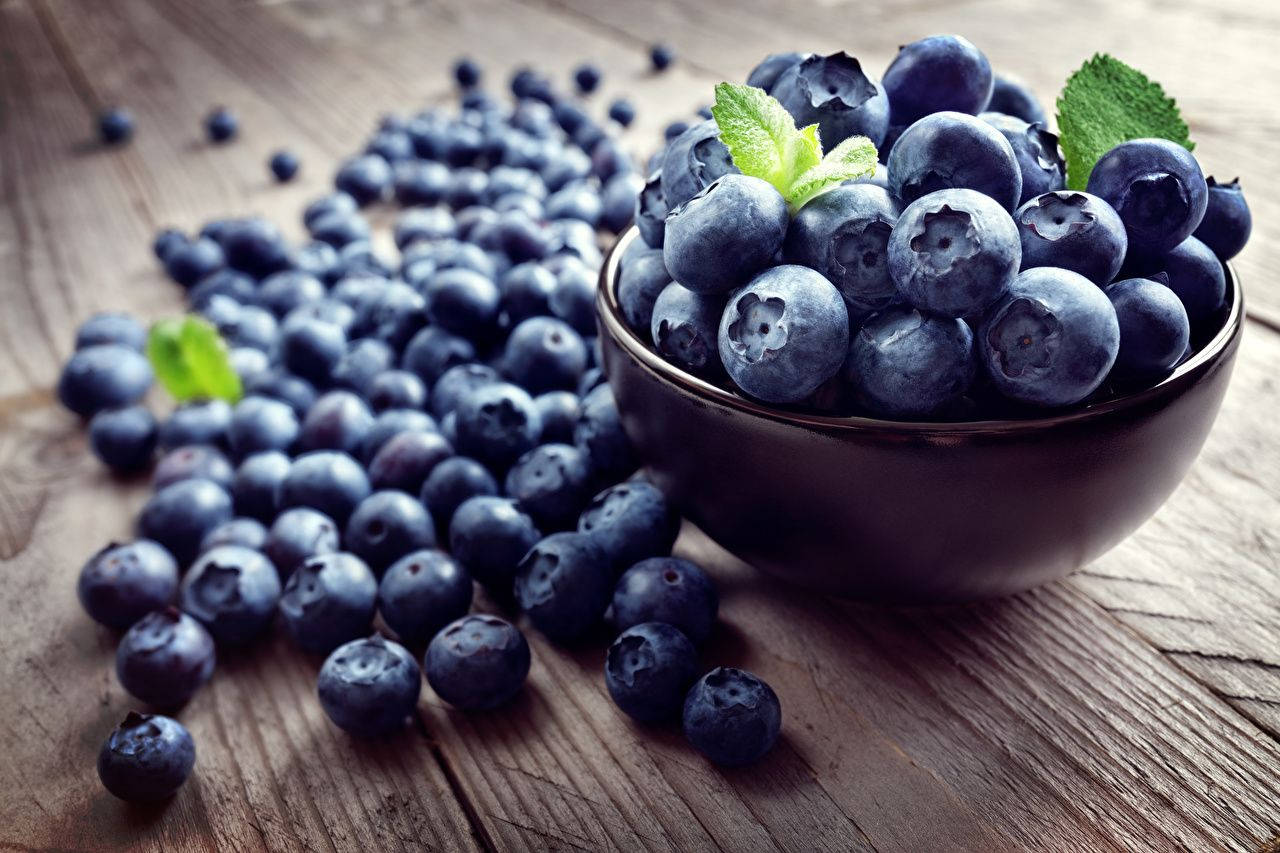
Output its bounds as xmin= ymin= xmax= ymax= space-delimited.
xmin=344 ymin=491 xmax=436 ymax=574
xmin=58 ymin=344 xmax=153 ymax=418
xmin=888 ymin=188 xmax=1020 ymax=317
xmin=888 ymin=111 xmax=1022 ymax=210
xmin=1193 ymin=176 xmax=1251 ymax=261
xmin=445 ymin=167 xmax=490 ymax=208
xmin=310 ymin=210 xmax=372 ymax=247
xmin=664 ymin=175 xmax=789 ymax=297
xmin=682 ymin=667 xmax=781 ymax=767
xmin=98 ymin=107 xmax=134 ymax=145
xmin=772 ymin=52 xmax=890 ymax=148
xmin=501 ymin=317 xmax=589 ymax=395
xmin=608 ymin=98 xmax=636 ymax=128
xmin=745 ymin=51 xmax=811 ymax=94
xmin=590 ymin=139 xmax=632 ymax=185
xmin=453 ymin=382 xmax=542 ymax=470
xmin=229 ymin=395 xmax=300 ymax=459
xmin=635 ymin=171 xmax=668 ymax=249
xmin=449 ymin=496 xmax=541 ymax=593
xmin=882 ymin=35 xmax=993 ymax=125
xmin=279 ymin=552 xmax=378 ymax=653
xmin=350 ymin=284 xmax=428 ymax=353
xmin=423 ymin=269 xmax=500 ymax=338
xmin=231 ymin=451 xmax=291 ymax=521
xmin=453 ymin=57 xmax=482 ymax=88
xmin=1129 ymin=236 xmax=1226 ymax=339
xmin=660 ymin=120 xmax=740 ymax=210
xmin=846 ymin=306 xmax=976 ymax=418
xmin=76 ymin=312 xmax=146 ymax=351
xmin=89 ymin=406 xmax=157 ymax=473
xmin=153 ymin=228 xmax=187 ymax=263
xmin=486 ymin=166 xmax=548 ymax=203
xmin=403 ymin=327 xmax=477 ymax=388
xmin=211 ymin=302 xmax=278 ymax=351
xmin=420 ymin=457 xmax=499 ymax=531
xmin=165 ymin=237 xmax=226 ymax=288
xmin=571 ymin=63 xmax=602 ymax=96
xmin=717 ymin=265 xmax=850 ymax=404
xmin=97 ymin=712 xmax=195 ymax=801
xmin=979 ymin=112 xmax=1065 ymax=205
xmin=280 ymin=450 xmax=371 ymax=525
xmin=378 ymin=550 xmax=472 ymax=646
xmin=304 ymin=192 xmax=359 ymax=230
xmin=663 ymin=121 xmax=690 ymax=142
xmin=986 ymin=74 xmax=1047 ymax=125
xmin=578 ymin=480 xmax=678 ymax=571
xmin=649 ymin=283 xmax=725 ymax=378
xmin=395 ymin=207 xmax=457 ymax=252
xmin=199 ymin=517 xmax=268 ymax=553
xmin=650 ymin=43 xmax=675 ymax=71
xmin=783 ymin=183 xmax=899 ymax=319
xmin=359 ymin=408 xmax=438 ymax=464
xmin=269 ymin=149 xmax=300 ymax=182
xmin=980 ymin=266 xmax=1120 ymax=407
xmin=223 ymin=218 xmax=291 ymax=278
xmin=497 ymin=262 xmax=556 ymax=327
xmin=1015 ymin=190 xmax=1128 ymax=286
xmin=393 ymin=161 xmax=451 ymax=207
xmin=280 ymin=316 xmax=346 ymax=386
xmin=154 ymin=440 xmax=235 ymax=489
xmin=258 ymin=271 xmax=326 ymax=318
xmin=430 ymin=364 xmax=499 ymax=418
xmin=78 ymin=540 xmax=178 ymax=630
xmin=205 ymin=106 xmax=238 ymax=142
xmin=138 ymin=478 xmax=233 ymax=567
xmin=331 ymin=339 xmax=396 ymax=396
xmin=116 ymin=608 xmax=216 ymax=708
xmin=549 ymin=259 xmax=598 ymax=336
xmin=533 ymin=391 xmax=579 ymax=445
xmin=606 ymin=622 xmax=698 ymax=723
xmin=577 ymin=367 xmax=606 ymax=399
xmin=425 ymin=615 xmax=530 ymax=710
xmin=574 ymin=384 xmax=635 ymax=480
xmin=365 ymin=129 xmax=414 ymax=164
xmin=335 ymin=154 xmax=392 ymax=206
xmin=265 ymin=507 xmax=340 ymax=577
xmin=617 ymin=249 xmax=673 ymax=333
xmin=504 ymin=443 xmax=593 ymax=531
xmin=510 ymin=66 xmax=552 ymax=101
xmin=299 ymin=390 xmax=374 ymax=456
xmin=229 ymin=346 xmax=270 ymax=384
xmin=181 ymin=545 xmax=281 ymax=644
xmin=367 ymin=430 xmax=453 ymax=495
xmin=1105 ymin=277 xmax=1191 ymax=380
xmin=364 ymin=370 xmax=426 ymax=413
xmin=317 ymin=635 xmax=421 ymax=737
xmin=1086 ymin=138 xmax=1208 ymax=257
xmin=545 ymin=181 xmax=603 ymax=226
xmin=515 ymin=532 xmax=612 ymax=642
xmin=612 ymin=556 xmax=717 ymax=644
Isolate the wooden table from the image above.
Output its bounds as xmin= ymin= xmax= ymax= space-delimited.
xmin=2 ymin=0 xmax=1278 ymax=850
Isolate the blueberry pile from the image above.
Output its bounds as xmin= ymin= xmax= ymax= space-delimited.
xmin=624 ymin=36 xmax=1252 ymax=419
xmin=67 ymin=56 xmax=781 ymax=803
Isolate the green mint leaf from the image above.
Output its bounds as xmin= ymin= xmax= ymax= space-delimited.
xmin=146 ymin=315 xmax=242 ymax=403
xmin=710 ymin=82 xmax=821 ymax=195
xmin=785 ymin=135 xmax=878 ymax=209
xmin=1056 ymin=53 xmax=1193 ymax=190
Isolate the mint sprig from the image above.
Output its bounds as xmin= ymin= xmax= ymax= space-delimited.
xmin=710 ymin=82 xmax=876 ymax=210
xmin=1056 ymin=54 xmax=1193 ymax=190
xmin=146 ymin=315 xmax=242 ymax=403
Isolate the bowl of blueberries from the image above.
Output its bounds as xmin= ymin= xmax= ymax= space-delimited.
xmin=601 ymin=37 xmax=1249 ymax=602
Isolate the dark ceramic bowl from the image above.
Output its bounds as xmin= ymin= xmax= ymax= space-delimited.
xmin=596 ymin=228 xmax=1244 ymax=602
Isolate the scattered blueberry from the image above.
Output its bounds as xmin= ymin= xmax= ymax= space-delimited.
xmin=264 ymin=506 xmax=340 ymax=577
xmin=606 ymin=622 xmax=698 ymax=723
xmin=573 ymin=63 xmax=602 ymax=94
xmin=280 ymin=552 xmax=379 ymax=653
xmin=89 ymin=406 xmax=158 ymax=473
xmin=612 ymin=556 xmax=717 ymax=645
xmin=98 ymin=107 xmax=135 ymax=145
xmin=449 ymin=496 xmax=541 ymax=594
xmin=138 ymin=477 xmax=234 ymax=566
xmin=650 ymin=43 xmax=675 ymax=71
xmin=229 ymin=395 xmax=300 ymax=459
xmin=231 ymin=450 xmax=291 ymax=522
xmin=504 ymin=443 xmax=593 ymax=531
xmin=58 ymin=344 xmax=153 ymax=418
xmin=116 ymin=608 xmax=216 ymax=708
xmin=205 ymin=106 xmax=239 ymax=143
xmin=269 ymin=149 xmax=300 ymax=182
xmin=199 ymin=517 xmax=268 ymax=554
xmin=420 ymin=456 xmax=499 ymax=531
xmin=75 ymin=312 xmax=146 ymax=352
xmin=344 ymin=490 xmax=436 ymax=574
xmin=425 ymin=615 xmax=530 ymax=710
xmin=378 ymin=550 xmax=473 ymax=646
xmin=78 ymin=540 xmax=179 ymax=630
xmin=515 ymin=531 xmax=612 ymax=643
xmin=98 ymin=712 xmax=195 ymax=801
xmin=280 ymin=450 xmax=371 ymax=525
xmin=682 ymin=667 xmax=781 ymax=767
xmin=317 ymin=635 xmax=421 ymax=737
xmin=181 ymin=545 xmax=281 ymax=645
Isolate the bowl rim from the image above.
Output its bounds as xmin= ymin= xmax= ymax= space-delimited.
xmin=596 ymin=226 xmax=1245 ymax=435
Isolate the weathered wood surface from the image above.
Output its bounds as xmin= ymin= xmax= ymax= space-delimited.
xmin=1 ymin=0 xmax=1279 ymax=851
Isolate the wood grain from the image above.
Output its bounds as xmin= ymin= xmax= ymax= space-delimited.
xmin=2 ymin=0 xmax=1279 ymax=851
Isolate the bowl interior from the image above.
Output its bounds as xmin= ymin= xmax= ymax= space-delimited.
xmin=597 ymin=227 xmax=1244 ymax=436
